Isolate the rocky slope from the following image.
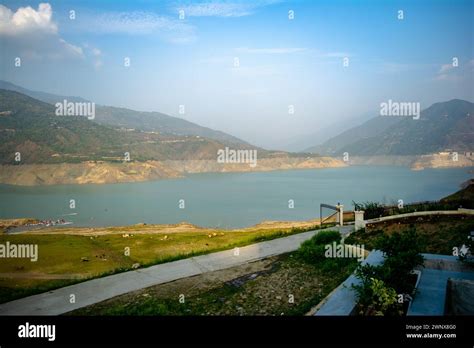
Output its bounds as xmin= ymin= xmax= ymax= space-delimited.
xmin=348 ymin=154 xmax=474 ymax=170
xmin=0 ymin=157 xmax=346 ymax=186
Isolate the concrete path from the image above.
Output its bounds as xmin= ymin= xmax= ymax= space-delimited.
xmin=408 ymin=254 xmax=474 ymax=316
xmin=0 ymin=225 xmax=352 ymax=315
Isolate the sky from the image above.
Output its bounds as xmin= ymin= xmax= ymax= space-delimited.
xmin=0 ymin=0 xmax=473 ymax=149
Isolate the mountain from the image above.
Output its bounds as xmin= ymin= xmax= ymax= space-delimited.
xmin=0 ymin=80 xmax=89 ymax=104
xmin=0 ymin=89 xmax=345 ymax=184
xmin=305 ymin=116 xmax=402 ymax=154
xmin=281 ymin=111 xmax=375 ymax=152
xmin=0 ymin=80 xmax=248 ymax=146
xmin=93 ymin=105 xmax=248 ymax=146
xmin=0 ymin=89 xmax=258 ymax=164
xmin=306 ymin=99 xmax=474 ymax=156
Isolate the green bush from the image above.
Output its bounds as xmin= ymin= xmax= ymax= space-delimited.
xmin=297 ymin=230 xmax=341 ymax=263
xmin=296 ymin=230 xmax=356 ymax=272
xmin=374 ymin=229 xmax=425 ymax=293
xmin=352 ymin=277 xmax=400 ymax=316
xmin=311 ymin=230 xmax=342 ymax=245
xmin=297 ymin=243 xmax=327 ymax=263
xmin=352 ymin=201 xmax=386 ymax=219
xmin=353 ymin=228 xmax=425 ymax=315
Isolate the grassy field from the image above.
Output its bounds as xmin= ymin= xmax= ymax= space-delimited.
xmin=0 ymin=223 xmax=327 ymax=304
xmin=68 ymin=213 xmax=474 ymax=316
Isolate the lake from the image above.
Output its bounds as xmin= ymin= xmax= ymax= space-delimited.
xmin=0 ymin=166 xmax=472 ymax=229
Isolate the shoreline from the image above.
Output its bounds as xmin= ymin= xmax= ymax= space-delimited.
xmin=0 ymin=157 xmax=345 ymax=186
xmin=1 ymin=213 xmax=352 ymax=236
xmin=0 ymin=155 xmax=473 ymax=186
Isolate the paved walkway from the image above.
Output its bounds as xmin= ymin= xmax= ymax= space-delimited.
xmin=408 ymin=254 xmax=474 ymax=316
xmin=0 ymin=225 xmax=352 ymax=315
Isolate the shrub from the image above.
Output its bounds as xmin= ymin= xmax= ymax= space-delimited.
xmin=352 ymin=201 xmax=386 ymax=219
xmin=311 ymin=230 xmax=341 ymax=245
xmin=374 ymin=229 xmax=425 ymax=293
xmin=352 ymin=277 xmax=400 ymax=316
xmin=297 ymin=230 xmax=341 ymax=264
xmin=353 ymin=228 xmax=425 ymax=315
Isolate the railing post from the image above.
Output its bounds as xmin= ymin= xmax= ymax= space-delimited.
xmin=354 ymin=210 xmax=365 ymax=231
xmin=336 ymin=203 xmax=344 ymax=226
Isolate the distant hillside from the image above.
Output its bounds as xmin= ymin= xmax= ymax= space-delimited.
xmin=94 ymin=105 xmax=248 ymax=146
xmin=441 ymin=179 xmax=474 ymax=209
xmin=0 ymin=89 xmax=256 ymax=164
xmin=306 ymin=99 xmax=474 ymax=156
xmin=0 ymin=80 xmax=88 ymax=104
xmin=0 ymin=89 xmax=347 ymax=184
xmin=305 ymin=116 xmax=401 ymax=154
xmin=284 ymin=111 xmax=375 ymax=152
xmin=0 ymin=80 xmax=249 ymax=146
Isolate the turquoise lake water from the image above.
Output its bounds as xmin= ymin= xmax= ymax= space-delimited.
xmin=0 ymin=166 xmax=472 ymax=229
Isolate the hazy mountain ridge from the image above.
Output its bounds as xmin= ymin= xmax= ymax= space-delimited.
xmin=94 ymin=104 xmax=249 ymax=146
xmin=0 ymin=80 xmax=89 ymax=104
xmin=306 ymin=99 xmax=474 ymax=156
xmin=0 ymin=89 xmax=345 ymax=184
xmin=0 ymin=80 xmax=249 ymax=146
xmin=283 ymin=111 xmax=375 ymax=152
xmin=0 ymin=89 xmax=256 ymax=164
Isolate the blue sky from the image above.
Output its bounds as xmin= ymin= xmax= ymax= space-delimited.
xmin=1 ymin=0 xmax=473 ymax=149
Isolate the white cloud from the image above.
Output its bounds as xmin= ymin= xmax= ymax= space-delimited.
xmin=177 ymin=0 xmax=281 ymax=18
xmin=93 ymin=60 xmax=103 ymax=69
xmin=59 ymin=39 xmax=83 ymax=56
xmin=439 ymin=63 xmax=454 ymax=74
xmin=91 ymin=48 xmax=102 ymax=56
xmin=82 ymin=43 xmax=103 ymax=70
xmin=0 ymin=3 xmax=57 ymax=36
xmin=323 ymin=52 xmax=351 ymax=58
xmin=369 ymin=60 xmax=428 ymax=74
xmin=434 ymin=59 xmax=474 ymax=81
xmin=231 ymin=65 xmax=280 ymax=77
xmin=79 ymin=11 xmax=196 ymax=43
xmin=94 ymin=12 xmax=176 ymax=34
xmin=0 ymin=3 xmax=83 ymax=60
xmin=236 ymin=47 xmax=307 ymax=54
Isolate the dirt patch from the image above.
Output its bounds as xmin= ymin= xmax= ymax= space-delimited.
xmin=68 ymin=256 xmax=280 ymax=315
xmin=69 ymin=253 xmax=356 ymax=316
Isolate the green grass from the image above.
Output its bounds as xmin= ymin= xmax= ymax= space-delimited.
xmin=0 ymin=223 xmax=324 ymax=304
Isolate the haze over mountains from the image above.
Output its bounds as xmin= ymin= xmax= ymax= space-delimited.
xmin=0 ymin=80 xmax=248 ymax=147
xmin=7 ymin=78 xmax=471 ymax=158
xmin=0 ymin=85 xmax=346 ymax=185
xmin=282 ymin=111 xmax=375 ymax=152
xmin=0 ymin=88 xmax=261 ymax=165
xmin=306 ymin=99 xmax=474 ymax=156
xmin=1 ymin=81 xmax=473 ymax=185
